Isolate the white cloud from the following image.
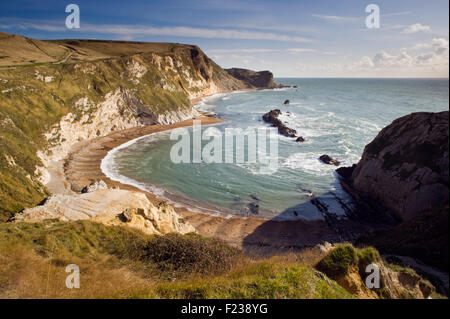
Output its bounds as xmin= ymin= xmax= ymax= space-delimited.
xmin=0 ymin=20 xmax=314 ymax=43
xmin=347 ymin=38 xmax=448 ymax=76
xmin=286 ymin=48 xmax=316 ymax=53
xmin=312 ymin=14 xmax=361 ymax=23
xmin=382 ymin=11 xmax=412 ymax=17
xmin=207 ymin=48 xmax=315 ymax=54
xmin=90 ymin=25 xmax=313 ymax=42
xmin=207 ymin=49 xmax=279 ymax=53
xmin=403 ymin=23 xmax=431 ymax=34
xmin=404 ymin=38 xmax=449 ymax=52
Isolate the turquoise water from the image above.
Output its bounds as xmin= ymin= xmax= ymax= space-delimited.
xmin=102 ymin=78 xmax=449 ymax=220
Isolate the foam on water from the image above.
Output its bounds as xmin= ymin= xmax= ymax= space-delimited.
xmin=102 ymin=78 xmax=449 ymax=220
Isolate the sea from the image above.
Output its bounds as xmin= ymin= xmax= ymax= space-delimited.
xmin=101 ymin=78 xmax=449 ymax=221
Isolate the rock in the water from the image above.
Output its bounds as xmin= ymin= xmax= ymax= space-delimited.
xmin=348 ymin=111 xmax=449 ymax=221
xmin=283 ymin=99 xmax=290 ymax=105
xmin=319 ymin=154 xmax=340 ymax=166
xmin=248 ymin=202 xmax=259 ymax=215
xmin=262 ymin=109 xmax=297 ymax=138
xmin=296 ymin=136 xmax=305 ymax=143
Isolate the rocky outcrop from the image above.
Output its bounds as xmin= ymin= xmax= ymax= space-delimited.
xmin=14 ymin=189 xmax=195 ymax=235
xmin=262 ymin=109 xmax=297 ymax=138
xmin=344 ymin=111 xmax=449 ymax=221
xmin=336 ymin=111 xmax=449 ymax=277
xmin=319 ymin=155 xmax=340 ymax=166
xmin=314 ymin=243 xmax=435 ymax=299
xmin=226 ymin=68 xmax=281 ymax=89
xmin=81 ymin=180 xmax=109 ymax=193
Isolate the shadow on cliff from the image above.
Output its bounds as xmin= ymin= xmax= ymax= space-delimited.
xmin=241 ymin=177 xmax=399 ymax=257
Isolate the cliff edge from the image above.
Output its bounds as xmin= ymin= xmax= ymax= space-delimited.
xmin=337 ymin=111 xmax=449 ymax=273
xmin=225 ymin=68 xmax=281 ymax=89
xmin=348 ymin=111 xmax=448 ymax=222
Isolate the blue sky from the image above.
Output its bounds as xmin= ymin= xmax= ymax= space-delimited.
xmin=1 ymin=0 xmax=448 ymax=77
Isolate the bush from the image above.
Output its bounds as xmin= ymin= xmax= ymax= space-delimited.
xmin=316 ymin=244 xmax=358 ymax=277
xmin=357 ymin=246 xmax=380 ymax=268
xmin=141 ymin=233 xmax=244 ymax=276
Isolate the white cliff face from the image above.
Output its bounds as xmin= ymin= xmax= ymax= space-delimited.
xmin=35 ymin=89 xmax=200 ymax=184
xmin=37 ymin=89 xmax=141 ymax=168
xmin=155 ymin=108 xmax=201 ymax=125
xmin=14 ymin=189 xmax=196 ymax=235
xmin=34 ymin=49 xmax=239 ymax=185
xmin=149 ymin=53 xmax=224 ymax=99
xmin=126 ymin=59 xmax=147 ymax=84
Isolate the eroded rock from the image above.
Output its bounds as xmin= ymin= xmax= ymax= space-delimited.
xmin=262 ymin=109 xmax=297 ymax=138
xmin=81 ymin=180 xmax=108 ymax=193
xmin=319 ymin=154 xmax=340 ymax=166
xmin=14 ymin=189 xmax=195 ymax=235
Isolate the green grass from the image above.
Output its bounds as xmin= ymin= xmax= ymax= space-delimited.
xmin=0 ymin=220 xmax=353 ymax=299
xmin=150 ymin=264 xmax=352 ymax=299
xmin=315 ymin=244 xmax=358 ymax=277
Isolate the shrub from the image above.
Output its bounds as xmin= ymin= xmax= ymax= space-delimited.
xmin=357 ymin=246 xmax=380 ymax=268
xmin=315 ymin=244 xmax=358 ymax=277
xmin=141 ymin=233 xmax=244 ymax=276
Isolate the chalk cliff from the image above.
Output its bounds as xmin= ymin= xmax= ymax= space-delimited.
xmin=0 ymin=32 xmax=277 ymax=219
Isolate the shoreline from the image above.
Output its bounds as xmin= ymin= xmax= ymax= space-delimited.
xmin=46 ymin=92 xmax=340 ymax=252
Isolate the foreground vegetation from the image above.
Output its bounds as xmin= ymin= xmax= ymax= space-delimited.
xmin=0 ymin=220 xmax=441 ymax=299
xmin=0 ymin=220 xmax=353 ymax=298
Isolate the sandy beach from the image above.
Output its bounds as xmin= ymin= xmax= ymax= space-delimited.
xmin=46 ymin=114 xmax=340 ymax=255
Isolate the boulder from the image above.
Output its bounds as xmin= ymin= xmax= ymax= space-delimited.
xmin=319 ymin=154 xmax=340 ymax=166
xmin=296 ymin=136 xmax=305 ymax=143
xmin=283 ymin=99 xmax=290 ymax=105
xmin=81 ymin=180 xmax=108 ymax=193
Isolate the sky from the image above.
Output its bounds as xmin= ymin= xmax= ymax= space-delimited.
xmin=0 ymin=0 xmax=448 ymax=77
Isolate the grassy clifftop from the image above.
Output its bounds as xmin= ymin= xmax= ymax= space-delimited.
xmin=1 ymin=220 xmax=438 ymax=299
xmin=0 ymin=221 xmax=352 ymax=299
xmin=0 ymin=32 xmax=248 ymax=221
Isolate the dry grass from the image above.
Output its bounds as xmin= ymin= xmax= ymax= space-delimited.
xmin=0 ymin=220 xmax=353 ymax=299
